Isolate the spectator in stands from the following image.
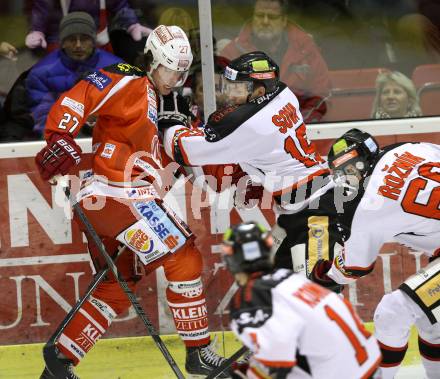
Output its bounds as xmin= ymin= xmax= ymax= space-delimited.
xmin=0 ymin=12 xmax=122 ymax=142
xmin=371 ymin=71 xmax=422 ymax=119
xmin=220 ymin=0 xmax=331 ymax=123
xmin=0 ymin=41 xmax=17 ymax=60
xmin=189 ymin=55 xmax=230 ymax=123
xmin=25 ymin=0 xmax=151 ymax=52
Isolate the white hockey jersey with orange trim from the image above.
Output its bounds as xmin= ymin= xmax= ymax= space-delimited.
xmin=230 ymin=269 xmax=381 ymax=378
xmin=44 ymin=63 xmax=161 ymax=186
xmin=163 ymin=83 xmax=330 ymax=205
xmin=328 ymin=142 xmax=440 ymax=284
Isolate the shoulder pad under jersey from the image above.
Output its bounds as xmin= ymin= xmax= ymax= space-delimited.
xmin=104 ymin=62 xmax=146 ymax=76
xmin=204 ymin=82 xmax=286 ymax=142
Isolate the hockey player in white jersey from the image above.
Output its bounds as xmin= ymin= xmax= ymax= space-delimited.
xmin=159 ymin=51 xmax=344 ymax=283
xmin=221 ymin=221 xmax=382 ymax=379
xmin=309 ymin=129 xmax=440 ymax=378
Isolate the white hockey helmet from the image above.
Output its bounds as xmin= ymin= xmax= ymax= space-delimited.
xmin=144 ymin=25 xmax=193 ymax=87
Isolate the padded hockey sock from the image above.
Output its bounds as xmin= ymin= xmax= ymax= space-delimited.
xmin=378 ymin=340 xmax=408 ymax=379
xmin=166 ymin=279 xmax=210 ymax=347
xmin=56 ymin=296 xmax=117 ymax=365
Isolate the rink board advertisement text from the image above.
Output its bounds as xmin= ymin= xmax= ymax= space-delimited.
xmin=0 ymin=132 xmax=436 ymax=344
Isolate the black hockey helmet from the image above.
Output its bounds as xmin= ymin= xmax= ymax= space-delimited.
xmin=328 ymin=128 xmax=380 ymax=180
xmin=221 ymin=222 xmax=273 ymax=274
xmin=223 ymin=51 xmax=280 ymax=93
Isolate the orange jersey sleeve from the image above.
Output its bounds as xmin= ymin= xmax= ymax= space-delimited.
xmin=44 ymin=63 xmax=148 ymax=140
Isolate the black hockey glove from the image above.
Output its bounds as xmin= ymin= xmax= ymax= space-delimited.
xmin=158 ymin=92 xmax=191 ymax=131
xmin=309 ymin=259 xmax=344 ymax=294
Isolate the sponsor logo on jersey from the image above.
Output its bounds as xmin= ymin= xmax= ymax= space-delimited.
xmin=124 ymin=228 xmax=155 ymax=254
xmin=116 ymin=63 xmax=142 ymax=74
xmin=416 ymin=278 xmax=440 ymax=307
xmin=308 ymin=216 xmax=329 ymax=273
xmin=100 ymin=143 xmax=115 ymax=159
xmin=203 ymin=126 xmax=218 ymax=142
xmin=235 ymin=309 xmax=269 ymax=326
xmin=310 ymin=224 xmax=325 ymax=239
xmin=126 ymin=187 xmax=155 ymax=198
xmin=92 ymin=142 xmax=101 ymax=154
xmin=133 ymin=157 xmax=159 ymax=180
xmin=147 ymin=85 xmax=158 ymax=124
xmin=272 ymin=102 xmax=301 ymax=134
xmin=334 ymin=252 xmax=347 ymax=274
xmin=148 ymin=105 xmax=157 ymax=124
xmin=134 ymin=201 xmax=185 ymax=252
xmin=61 ymin=97 xmax=84 ymax=117
xmin=85 ymin=71 xmax=111 ymax=91
xmin=147 ymin=86 xmax=157 ymax=106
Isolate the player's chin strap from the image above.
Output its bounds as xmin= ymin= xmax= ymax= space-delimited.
xmin=48 ymin=175 xmax=185 ymax=379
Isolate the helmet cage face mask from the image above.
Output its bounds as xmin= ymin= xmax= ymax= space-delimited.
xmin=144 ymin=25 xmax=193 ymax=87
xmin=221 ymin=223 xmax=273 ymax=274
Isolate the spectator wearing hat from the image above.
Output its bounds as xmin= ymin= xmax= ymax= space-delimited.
xmin=25 ymin=0 xmax=151 ymax=51
xmin=1 ymin=11 xmax=122 ymax=141
xmin=220 ymin=0 xmax=331 ymax=123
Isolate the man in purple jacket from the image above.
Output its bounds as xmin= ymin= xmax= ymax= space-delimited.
xmin=25 ymin=12 xmax=123 ymax=138
xmin=25 ymin=0 xmax=151 ymax=50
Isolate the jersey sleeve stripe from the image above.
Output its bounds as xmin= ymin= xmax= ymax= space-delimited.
xmin=90 ymin=75 xmax=138 ymax=114
xmin=177 ymin=137 xmax=191 ymax=166
xmin=361 ymin=356 xmax=382 ymax=379
xmin=254 ymin=357 xmax=296 ymax=368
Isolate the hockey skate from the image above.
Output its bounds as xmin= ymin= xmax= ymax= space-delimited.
xmin=185 ymin=338 xmax=231 ymax=378
xmin=40 ymin=360 xmax=79 ymax=379
xmin=40 ymin=344 xmax=79 ymax=379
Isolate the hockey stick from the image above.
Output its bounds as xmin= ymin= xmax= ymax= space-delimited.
xmin=57 ymin=176 xmax=185 ymax=379
xmin=205 ymin=345 xmax=248 ymax=379
xmin=43 ymin=245 xmax=126 ymax=377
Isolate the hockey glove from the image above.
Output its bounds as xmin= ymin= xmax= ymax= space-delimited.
xmin=158 ymin=92 xmax=191 ymax=131
xmin=309 ymin=259 xmax=344 ymax=293
xmin=231 ymin=360 xmax=248 ymax=379
xmin=35 ymin=133 xmax=82 ymax=181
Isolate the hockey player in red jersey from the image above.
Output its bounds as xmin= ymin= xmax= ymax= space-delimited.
xmin=35 ymin=25 xmax=230 ymax=378
xmin=221 ymin=221 xmax=381 ymax=379
xmin=309 ymin=129 xmax=440 ymax=379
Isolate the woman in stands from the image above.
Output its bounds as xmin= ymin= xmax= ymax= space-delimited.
xmin=371 ymin=71 xmax=423 ymax=119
